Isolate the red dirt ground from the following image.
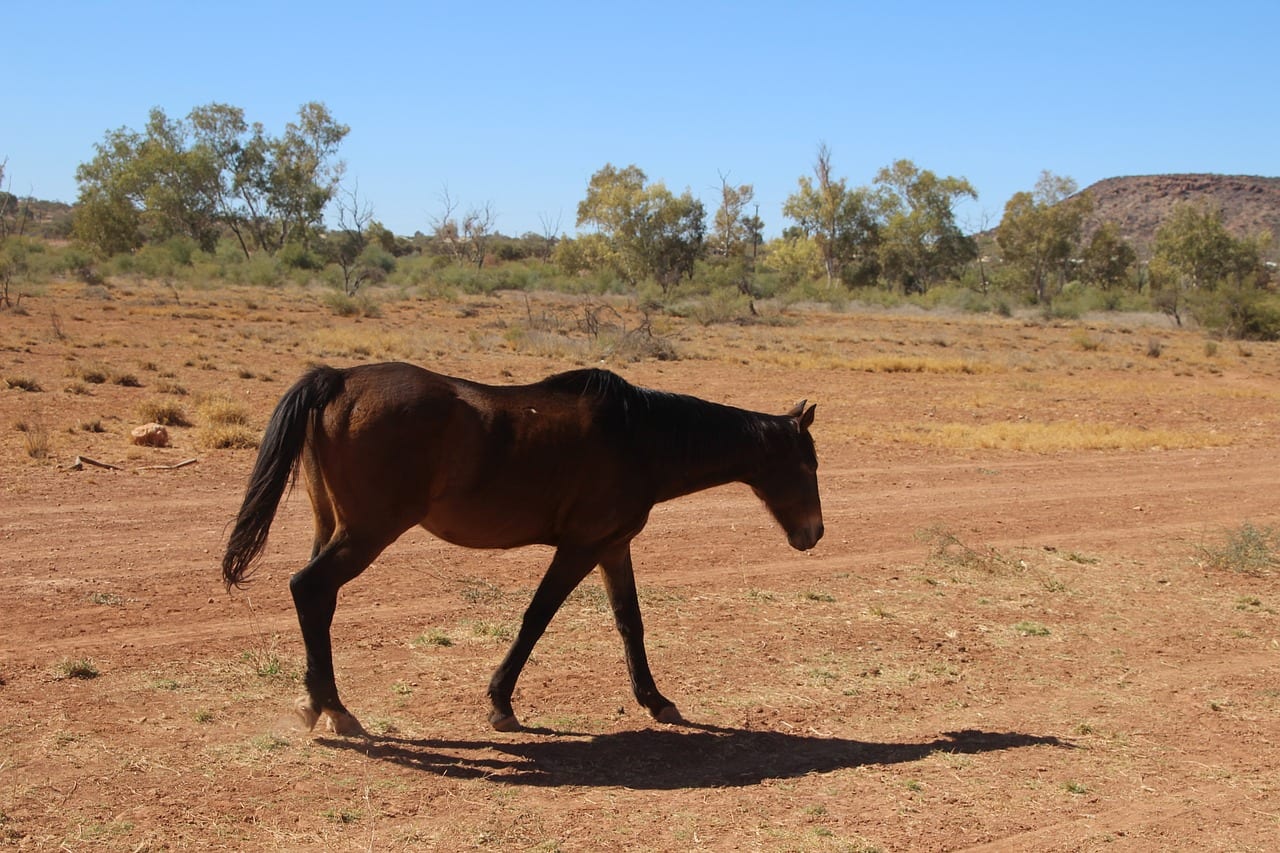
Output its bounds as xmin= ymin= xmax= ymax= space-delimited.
xmin=1 ymin=282 xmax=1278 ymax=851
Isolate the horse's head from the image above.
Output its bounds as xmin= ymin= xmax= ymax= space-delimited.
xmin=750 ymin=401 xmax=824 ymax=551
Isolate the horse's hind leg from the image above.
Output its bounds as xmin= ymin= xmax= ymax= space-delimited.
xmin=289 ymin=533 xmax=380 ymax=736
xmin=599 ymin=544 xmax=680 ymax=724
xmin=487 ymin=546 xmax=597 ymax=731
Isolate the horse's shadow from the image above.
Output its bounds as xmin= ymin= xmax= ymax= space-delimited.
xmin=319 ymin=723 xmax=1071 ymax=790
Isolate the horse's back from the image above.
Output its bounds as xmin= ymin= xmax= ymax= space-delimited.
xmin=307 ymin=362 xmax=650 ymax=550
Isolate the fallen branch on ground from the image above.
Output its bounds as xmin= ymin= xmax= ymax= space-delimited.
xmin=69 ymin=456 xmax=198 ymax=472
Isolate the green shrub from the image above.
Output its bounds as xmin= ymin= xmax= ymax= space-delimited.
xmin=1197 ymin=522 xmax=1278 ymax=575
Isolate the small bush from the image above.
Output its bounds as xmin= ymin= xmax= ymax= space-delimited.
xmin=197 ymin=395 xmax=251 ymax=426
xmin=137 ymin=399 xmax=191 ymax=427
xmin=1197 ymin=522 xmax=1278 ymax=575
xmin=196 ymin=394 xmax=256 ymax=448
xmin=56 ymin=658 xmax=99 ymax=680
xmin=15 ymin=418 xmax=50 ymax=459
xmin=321 ymin=289 xmax=382 ymax=318
xmin=198 ymin=423 xmax=258 ymax=450
xmin=3 ymin=376 xmax=42 ymax=392
xmin=70 ymin=364 xmax=110 ymax=384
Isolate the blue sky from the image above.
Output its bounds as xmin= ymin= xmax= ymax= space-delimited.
xmin=5 ymin=1 xmax=1276 ymax=239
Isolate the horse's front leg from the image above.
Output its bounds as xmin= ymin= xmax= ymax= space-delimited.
xmin=599 ymin=543 xmax=681 ymax=724
xmin=487 ymin=546 xmax=597 ymax=731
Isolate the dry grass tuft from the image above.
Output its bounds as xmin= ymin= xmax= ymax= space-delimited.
xmin=196 ymin=395 xmax=257 ymax=449
xmin=309 ymin=327 xmax=410 ymax=360
xmin=15 ymin=416 xmax=51 ymax=459
xmin=199 ymin=423 xmax=259 ymax=450
xmin=196 ymin=395 xmax=251 ymax=427
xmin=1197 ymin=522 xmax=1278 ymax=575
xmin=848 ymin=420 xmax=1233 ymax=452
xmin=848 ymin=355 xmax=994 ymax=374
xmin=137 ymin=399 xmax=191 ymax=427
xmin=4 ymin=376 xmax=43 ymax=392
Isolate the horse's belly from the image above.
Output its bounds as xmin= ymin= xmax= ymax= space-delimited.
xmin=418 ymin=506 xmax=552 ymax=550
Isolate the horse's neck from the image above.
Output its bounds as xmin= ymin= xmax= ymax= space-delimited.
xmin=640 ymin=398 xmax=770 ymax=502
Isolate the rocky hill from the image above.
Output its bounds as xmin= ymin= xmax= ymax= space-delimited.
xmin=0 ymin=193 xmax=74 ymax=239
xmin=1077 ymin=174 xmax=1280 ymax=254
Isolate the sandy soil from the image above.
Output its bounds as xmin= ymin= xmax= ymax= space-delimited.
xmin=1 ymin=282 xmax=1277 ymax=851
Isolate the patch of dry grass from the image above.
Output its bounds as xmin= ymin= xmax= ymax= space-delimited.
xmin=848 ymin=355 xmax=995 ymax=374
xmin=195 ymin=395 xmax=257 ymax=449
xmin=308 ymin=327 xmax=412 ymax=360
xmin=3 ymin=376 xmax=43 ymax=392
xmin=846 ymin=419 xmax=1233 ymax=452
xmin=137 ymin=399 xmax=191 ymax=427
xmin=15 ymin=416 xmax=51 ymax=459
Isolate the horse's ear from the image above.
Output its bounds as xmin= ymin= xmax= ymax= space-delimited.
xmin=786 ymin=400 xmax=807 ymax=419
xmin=799 ymin=403 xmax=816 ymax=430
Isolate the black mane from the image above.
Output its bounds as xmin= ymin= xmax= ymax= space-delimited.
xmin=538 ymin=368 xmax=781 ymax=454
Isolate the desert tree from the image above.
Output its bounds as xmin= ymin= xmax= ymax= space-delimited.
xmin=1 ymin=159 xmax=36 ymax=308
xmin=1151 ymin=203 xmax=1266 ymax=291
xmin=329 ymin=182 xmax=376 ymax=295
xmin=74 ymin=101 xmax=349 ymax=259
xmin=710 ymin=173 xmax=764 ymax=308
xmin=537 ymin=210 xmax=563 ymax=261
xmin=462 ymin=201 xmax=497 ymax=268
xmin=1149 ymin=202 xmax=1274 ymax=334
xmin=996 ymin=171 xmax=1093 ymax=303
xmin=576 ymin=163 xmax=705 ymax=291
xmin=782 ymin=143 xmax=880 ymax=288
xmin=874 ymin=159 xmax=978 ymax=293
xmin=429 ymin=187 xmax=498 ymax=268
xmin=1080 ymin=221 xmax=1137 ymax=290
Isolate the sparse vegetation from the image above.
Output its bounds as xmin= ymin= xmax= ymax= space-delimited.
xmin=412 ymin=629 xmax=454 ymax=648
xmin=15 ymin=416 xmax=50 ymax=458
xmin=1197 ymin=522 xmax=1278 ymax=575
xmin=199 ymin=424 xmax=258 ymax=449
xmin=56 ymin=658 xmax=99 ymax=679
xmin=137 ymin=398 xmax=191 ymax=427
xmin=3 ymin=258 xmax=1280 ymax=850
xmin=241 ymin=639 xmax=290 ymax=680
xmin=4 ymin=376 xmax=42 ymax=392
xmin=917 ymin=524 xmax=1009 ymax=573
xmin=196 ymin=394 xmax=257 ymax=449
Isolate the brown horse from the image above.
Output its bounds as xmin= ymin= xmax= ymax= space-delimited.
xmin=222 ymin=362 xmax=822 ymax=734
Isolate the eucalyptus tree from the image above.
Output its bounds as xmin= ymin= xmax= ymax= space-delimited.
xmin=782 ymin=144 xmax=880 ymax=288
xmin=996 ymin=171 xmax=1093 ymax=302
xmin=576 ymin=163 xmax=705 ymax=291
xmin=74 ymin=101 xmax=349 ymax=259
xmin=874 ymin=159 xmax=978 ymax=293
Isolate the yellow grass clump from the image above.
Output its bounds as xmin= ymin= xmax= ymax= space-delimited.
xmin=852 ymin=420 xmax=1234 ymax=452
xmin=195 ymin=395 xmax=257 ymax=450
xmin=308 ymin=327 xmax=412 ymax=360
xmin=136 ymin=398 xmax=191 ymax=427
xmin=847 ymin=355 xmax=995 ymax=375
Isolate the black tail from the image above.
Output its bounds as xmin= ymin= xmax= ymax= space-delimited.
xmin=222 ymin=366 xmax=345 ymax=589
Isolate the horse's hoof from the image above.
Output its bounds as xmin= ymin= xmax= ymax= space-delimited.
xmin=325 ymin=711 xmax=368 ymax=738
xmin=295 ymin=698 xmax=321 ymax=732
xmin=654 ymin=704 xmax=684 ymax=725
xmin=490 ymin=712 xmax=521 ymax=732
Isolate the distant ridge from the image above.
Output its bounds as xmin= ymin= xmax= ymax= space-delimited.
xmin=1077 ymin=173 xmax=1280 ymax=254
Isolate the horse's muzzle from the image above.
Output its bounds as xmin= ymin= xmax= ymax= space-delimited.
xmin=788 ymin=521 xmax=824 ymax=552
